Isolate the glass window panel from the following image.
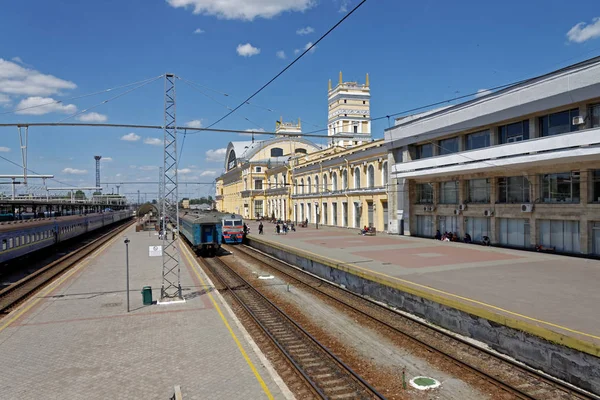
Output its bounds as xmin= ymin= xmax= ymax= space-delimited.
xmin=467 ymin=179 xmax=490 ymax=203
xmin=416 ymin=143 xmax=433 ymax=159
xmin=416 ymin=183 xmax=433 ymax=204
xmin=592 ymin=104 xmax=600 ymax=128
xmin=540 ymin=109 xmax=579 ymax=137
xmin=465 ymin=130 xmax=489 ymax=150
xmin=439 ymin=137 xmax=459 ymax=155
xmin=440 ymin=181 xmax=458 ymax=204
xmin=541 ymin=172 xmax=580 ymax=203
xmin=550 ymin=220 xmax=564 ymax=251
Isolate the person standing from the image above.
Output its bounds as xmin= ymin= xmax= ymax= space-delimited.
xmin=258 ymin=221 xmax=264 ymax=235
xmin=276 ymin=223 xmax=281 ymax=235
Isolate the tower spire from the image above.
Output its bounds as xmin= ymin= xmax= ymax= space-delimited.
xmin=366 ymin=73 xmax=369 ymax=87
xmin=338 ymin=71 xmax=343 ymax=85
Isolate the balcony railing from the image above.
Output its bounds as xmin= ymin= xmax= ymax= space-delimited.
xmin=292 ymin=186 xmax=386 ymax=199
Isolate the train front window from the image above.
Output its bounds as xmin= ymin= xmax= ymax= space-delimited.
xmin=224 ymin=221 xmax=233 ymax=226
xmin=233 ymin=220 xmax=242 ymax=226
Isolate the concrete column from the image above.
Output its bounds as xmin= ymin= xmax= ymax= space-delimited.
xmin=458 ymin=180 xmax=466 ymax=236
xmin=580 ymin=170 xmax=589 ymax=205
xmin=529 ymin=117 xmax=538 ymax=139
xmin=580 ymin=169 xmax=589 ymax=254
xmin=489 ymin=127 xmax=498 ymax=146
xmin=490 ymin=177 xmax=497 ymax=243
xmin=528 ymin=174 xmax=538 ymax=248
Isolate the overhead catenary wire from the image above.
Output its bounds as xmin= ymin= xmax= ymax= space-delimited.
xmin=0 ymin=74 xmax=165 ymax=116
xmin=204 ymin=0 xmax=368 ymax=129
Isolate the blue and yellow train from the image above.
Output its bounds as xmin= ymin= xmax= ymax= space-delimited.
xmin=179 ymin=211 xmax=244 ymax=256
xmin=0 ymin=210 xmax=131 ymax=265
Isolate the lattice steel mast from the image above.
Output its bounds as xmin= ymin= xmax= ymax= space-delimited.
xmin=158 ymin=167 xmax=163 ymax=230
xmin=160 ymin=74 xmax=183 ymax=301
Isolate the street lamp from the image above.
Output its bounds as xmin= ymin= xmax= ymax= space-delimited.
xmin=124 ymin=237 xmax=130 ymax=313
xmin=314 ymin=201 xmax=319 ymax=230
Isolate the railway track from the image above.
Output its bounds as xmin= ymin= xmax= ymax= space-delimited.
xmin=0 ymin=220 xmax=134 ymax=315
xmin=197 ymin=254 xmax=386 ymax=400
xmin=226 ymin=244 xmax=599 ymax=400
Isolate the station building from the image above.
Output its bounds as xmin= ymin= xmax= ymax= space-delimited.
xmin=384 ymin=56 xmax=600 ymax=255
xmin=215 ymin=120 xmax=321 ymax=219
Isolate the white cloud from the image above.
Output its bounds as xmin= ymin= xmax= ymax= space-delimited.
xmin=475 ymin=89 xmax=492 ymax=98
xmin=276 ymin=50 xmax=286 ymax=59
xmin=0 ymin=94 xmax=10 ymax=104
xmin=77 ymin=112 xmax=107 ymax=122
xmin=205 ymin=148 xmax=227 ymax=162
xmin=101 ymin=157 xmax=113 ymax=162
xmin=294 ymin=42 xmax=316 ymax=55
xmin=62 ymin=168 xmax=87 ymax=175
xmin=14 ymin=96 xmax=76 ymax=115
xmin=194 ymin=28 xmax=205 ymax=34
xmin=0 ymin=146 xmax=10 ymax=152
xmin=0 ymin=58 xmax=76 ymax=96
xmin=178 ymin=168 xmax=193 ymax=175
xmin=567 ymin=17 xmax=600 ymax=43
xmin=200 ymin=170 xmax=217 ymax=177
xmin=116 ymin=173 xmax=122 ymax=177
xmin=338 ymin=0 xmax=349 ymax=13
xmin=237 ymin=43 xmax=261 ymax=57
xmin=138 ymin=165 xmax=158 ymax=171
xmin=11 ymin=57 xmax=23 ymax=64
xmin=166 ymin=0 xmax=315 ymax=21
xmin=296 ymin=26 xmax=314 ymax=35
xmin=144 ymin=137 xmax=162 ymax=146
xmin=121 ymin=132 xmax=141 ymax=141
xmin=185 ymin=119 xmax=202 ymax=128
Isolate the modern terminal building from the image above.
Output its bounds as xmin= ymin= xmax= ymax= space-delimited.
xmin=384 ymin=56 xmax=600 ymax=255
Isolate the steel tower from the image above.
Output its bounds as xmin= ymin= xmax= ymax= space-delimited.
xmin=94 ymin=156 xmax=102 ymax=188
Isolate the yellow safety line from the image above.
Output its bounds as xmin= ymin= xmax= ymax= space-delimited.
xmin=180 ymin=244 xmax=274 ymax=400
xmin=253 ymin=237 xmax=600 ymax=342
xmin=0 ymin=231 xmax=124 ymax=334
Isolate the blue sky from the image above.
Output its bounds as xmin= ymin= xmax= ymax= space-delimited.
xmin=1 ymin=0 xmax=600 ymax=201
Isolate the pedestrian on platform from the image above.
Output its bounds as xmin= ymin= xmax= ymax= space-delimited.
xmin=258 ymin=222 xmax=264 ymax=234
xmin=282 ymin=222 xmax=288 ymax=235
xmin=276 ymin=223 xmax=281 ymax=235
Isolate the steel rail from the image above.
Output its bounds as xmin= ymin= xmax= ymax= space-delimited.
xmin=0 ymin=219 xmax=134 ymax=315
xmin=230 ymin=244 xmax=599 ymax=400
xmin=198 ymin=253 xmax=385 ymax=399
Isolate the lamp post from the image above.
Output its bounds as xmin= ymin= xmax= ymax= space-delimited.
xmin=124 ymin=237 xmax=130 ymax=313
xmin=314 ymin=201 xmax=319 ymax=230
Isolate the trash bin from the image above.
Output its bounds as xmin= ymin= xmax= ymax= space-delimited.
xmin=141 ymin=286 xmax=153 ymax=305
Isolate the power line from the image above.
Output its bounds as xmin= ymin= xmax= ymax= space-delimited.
xmin=0 ymin=154 xmax=77 ymax=187
xmin=205 ymin=0 xmax=368 ymax=129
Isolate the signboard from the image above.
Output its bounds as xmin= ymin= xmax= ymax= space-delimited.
xmin=149 ymin=245 xmax=163 ymax=257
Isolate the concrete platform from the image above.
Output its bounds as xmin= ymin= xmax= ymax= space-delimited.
xmin=0 ymin=225 xmax=292 ymax=400
xmin=247 ymin=221 xmax=600 ymax=393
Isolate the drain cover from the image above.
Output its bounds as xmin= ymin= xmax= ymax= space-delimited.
xmin=409 ymin=376 xmax=440 ymax=390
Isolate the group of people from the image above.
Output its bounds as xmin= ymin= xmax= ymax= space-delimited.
xmin=257 ymin=220 xmax=296 ymax=235
xmin=434 ymin=230 xmax=490 ymax=245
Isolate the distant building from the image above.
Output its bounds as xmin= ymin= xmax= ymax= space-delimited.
xmin=182 ymin=199 xmax=190 ymax=209
xmin=327 ymin=71 xmax=371 ymax=148
xmin=385 ymin=55 xmax=600 ymax=255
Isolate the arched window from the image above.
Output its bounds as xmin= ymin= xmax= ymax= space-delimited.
xmin=315 ymin=175 xmax=319 ymax=193
xmin=307 ymin=177 xmax=312 ymax=194
xmin=382 ymin=162 xmax=388 ymax=187
xmin=300 ymin=178 xmax=305 ymax=194
xmin=282 ymin=173 xmax=287 ymax=185
xmin=274 ymin=175 xmax=278 ymax=187
xmin=294 ymin=179 xmax=298 ymax=194
xmin=295 ymin=148 xmax=307 ymax=154
xmin=342 ymin=170 xmax=348 ymax=190
xmin=323 ymin=174 xmax=328 ymax=192
xmin=332 ymin=172 xmax=338 ymax=191
xmin=354 ymin=167 xmax=361 ymax=189
xmin=367 ymin=165 xmax=375 ymax=188
xmin=270 ymin=147 xmax=283 ymax=157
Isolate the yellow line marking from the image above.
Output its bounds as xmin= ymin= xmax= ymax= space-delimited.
xmin=180 ymin=244 xmax=274 ymax=400
xmin=0 ymin=231 xmax=124 ymax=334
xmin=250 ymin=236 xmax=600 ymax=356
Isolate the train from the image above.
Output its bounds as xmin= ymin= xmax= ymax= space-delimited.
xmin=179 ymin=211 xmax=244 ymax=256
xmin=0 ymin=210 xmax=131 ymax=265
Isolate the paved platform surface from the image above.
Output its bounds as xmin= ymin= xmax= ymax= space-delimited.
xmin=0 ymin=225 xmax=291 ymax=400
xmin=248 ymin=221 xmax=600 ymax=348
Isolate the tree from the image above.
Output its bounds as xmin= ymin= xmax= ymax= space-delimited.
xmin=74 ymin=190 xmax=86 ymax=200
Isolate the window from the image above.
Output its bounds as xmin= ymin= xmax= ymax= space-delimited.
xmin=332 ymin=172 xmax=338 ymax=191
xmin=367 ymin=165 xmax=375 ymax=188
xmin=315 ymin=175 xmax=319 ymax=193
xmin=270 ymin=148 xmax=283 ymax=157
xmin=592 ymin=170 xmax=600 ymax=202
xmin=255 ymin=166 xmax=262 ymax=173
xmin=244 ymin=178 xmax=248 ymax=191
xmin=2 ymin=239 xmax=6 ymax=250
xmin=591 ymin=104 xmax=600 ymax=128
xmin=539 ymin=219 xmax=580 ymax=253
xmin=300 ymin=178 xmax=305 ymax=194
xmin=353 ymin=123 xmax=358 ymax=133
xmin=499 ymin=120 xmax=529 ymax=144
xmin=416 ymin=215 xmax=433 ymax=237
xmin=254 ymin=200 xmax=263 ymax=217
xmin=466 ymin=179 xmax=490 ymax=203
xmin=294 ymin=179 xmax=298 ymax=194
xmin=354 ymin=167 xmax=361 ymax=189
xmin=323 ymin=174 xmax=328 ymax=192
xmin=541 ymin=172 xmax=580 ymax=203
xmin=465 ymin=217 xmax=490 ymax=243
xmin=497 ymin=176 xmax=530 ymax=203
xmin=438 ymin=137 xmax=459 ymax=155
xmin=415 ymin=143 xmax=433 ymax=159
xmin=539 ymin=108 xmax=579 ymax=137
xmin=342 ymin=169 xmax=348 ymax=190
xmin=465 ymin=130 xmax=490 ymax=150
xmin=295 ymin=148 xmax=307 ymax=154
xmin=416 ymin=183 xmax=433 ymax=204
xmin=382 ymin=162 xmax=388 ymax=187
xmin=497 ymin=218 xmax=530 ymax=248
xmin=344 ymin=99 xmax=347 ymax=103
xmin=440 ymin=181 xmax=459 ymax=204
xmin=307 ymin=177 xmax=312 ymax=194
xmin=254 ymin=179 xmax=263 ymax=190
